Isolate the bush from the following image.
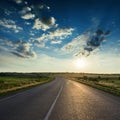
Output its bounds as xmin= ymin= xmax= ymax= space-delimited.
xmin=83 ymin=76 xmax=88 ymax=80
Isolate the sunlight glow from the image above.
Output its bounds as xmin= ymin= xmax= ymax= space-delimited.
xmin=74 ymin=59 xmax=86 ymax=68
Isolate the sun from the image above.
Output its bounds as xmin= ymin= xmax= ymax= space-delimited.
xmin=74 ymin=59 xmax=86 ymax=68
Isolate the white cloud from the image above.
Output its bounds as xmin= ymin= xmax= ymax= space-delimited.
xmin=0 ymin=19 xmax=23 ymax=33
xmin=21 ymin=13 xmax=35 ymax=20
xmin=37 ymin=28 xmax=74 ymax=43
xmin=37 ymin=33 xmax=47 ymax=42
xmin=35 ymin=42 xmax=46 ymax=48
xmin=25 ymin=22 xmax=31 ymax=25
xmin=20 ymin=7 xmax=32 ymax=14
xmin=0 ymin=39 xmax=14 ymax=47
xmin=62 ymin=29 xmax=109 ymax=57
xmin=14 ymin=0 xmax=22 ymax=4
xmin=33 ymin=17 xmax=57 ymax=31
xmin=62 ymin=32 xmax=91 ymax=55
xmin=31 ymin=4 xmax=50 ymax=11
xmin=49 ymin=28 xmax=74 ymax=39
xmin=51 ymin=40 xmax=62 ymax=44
xmin=39 ymin=4 xmax=50 ymax=10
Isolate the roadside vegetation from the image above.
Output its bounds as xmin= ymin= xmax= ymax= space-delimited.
xmin=53 ymin=72 xmax=120 ymax=96
xmin=0 ymin=73 xmax=54 ymax=96
xmin=72 ymin=74 xmax=120 ymax=96
xmin=0 ymin=72 xmax=120 ymax=97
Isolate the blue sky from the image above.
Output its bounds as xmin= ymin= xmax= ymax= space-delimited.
xmin=0 ymin=0 xmax=120 ymax=73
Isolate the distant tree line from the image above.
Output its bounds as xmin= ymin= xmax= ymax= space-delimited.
xmin=77 ymin=75 xmax=120 ymax=81
xmin=0 ymin=72 xmax=51 ymax=78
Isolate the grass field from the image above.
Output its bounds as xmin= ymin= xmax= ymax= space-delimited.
xmin=0 ymin=73 xmax=54 ymax=96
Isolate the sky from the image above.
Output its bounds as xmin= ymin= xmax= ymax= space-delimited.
xmin=0 ymin=0 xmax=120 ymax=73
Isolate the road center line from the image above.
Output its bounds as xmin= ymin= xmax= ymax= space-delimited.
xmin=44 ymin=84 xmax=63 ymax=120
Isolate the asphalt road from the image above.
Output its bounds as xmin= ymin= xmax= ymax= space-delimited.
xmin=0 ymin=77 xmax=120 ymax=120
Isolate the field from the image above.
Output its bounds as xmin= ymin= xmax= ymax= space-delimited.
xmin=52 ymin=72 xmax=120 ymax=96
xmin=0 ymin=73 xmax=54 ymax=96
xmin=65 ymin=73 xmax=120 ymax=96
xmin=0 ymin=72 xmax=120 ymax=97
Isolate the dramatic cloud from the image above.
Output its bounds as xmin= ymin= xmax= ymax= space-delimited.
xmin=0 ymin=39 xmax=37 ymax=58
xmin=62 ymin=29 xmax=111 ymax=57
xmin=84 ymin=29 xmax=111 ymax=56
xmin=0 ymin=19 xmax=23 ymax=33
xmin=21 ymin=13 xmax=35 ymax=20
xmin=12 ymin=41 xmax=37 ymax=58
xmin=33 ymin=17 xmax=57 ymax=31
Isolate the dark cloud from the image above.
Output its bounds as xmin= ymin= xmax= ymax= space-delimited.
xmin=11 ymin=51 xmax=36 ymax=58
xmin=63 ymin=29 xmax=111 ymax=57
xmin=11 ymin=51 xmax=25 ymax=58
xmin=12 ymin=41 xmax=37 ymax=58
xmin=0 ymin=39 xmax=37 ymax=58
xmin=40 ymin=17 xmax=55 ymax=27
xmin=96 ymin=29 xmax=104 ymax=36
xmin=82 ymin=29 xmax=111 ymax=56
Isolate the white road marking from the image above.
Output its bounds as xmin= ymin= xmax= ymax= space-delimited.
xmin=0 ymin=80 xmax=55 ymax=102
xmin=0 ymin=89 xmax=31 ymax=102
xmin=44 ymin=84 xmax=63 ymax=120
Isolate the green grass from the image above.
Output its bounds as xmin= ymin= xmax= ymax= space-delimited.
xmin=0 ymin=75 xmax=54 ymax=96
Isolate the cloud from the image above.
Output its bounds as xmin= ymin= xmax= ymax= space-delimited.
xmin=14 ymin=0 xmax=22 ymax=4
xmin=33 ymin=17 xmax=57 ymax=31
xmin=116 ymin=40 xmax=120 ymax=47
xmin=31 ymin=4 xmax=50 ymax=11
xmin=21 ymin=13 xmax=35 ymax=20
xmin=0 ymin=19 xmax=23 ymax=33
xmin=62 ymin=29 xmax=111 ymax=57
xmin=4 ymin=9 xmax=12 ymax=16
xmin=0 ymin=39 xmax=37 ymax=59
xmin=51 ymin=40 xmax=62 ymax=44
xmin=62 ymin=32 xmax=89 ymax=55
xmin=37 ymin=33 xmax=47 ymax=42
xmin=12 ymin=41 xmax=37 ymax=58
xmin=25 ymin=22 xmax=31 ymax=25
xmin=34 ymin=41 xmax=46 ymax=48
xmin=37 ymin=28 xmax=74 ymax=42
xmin=20 ymin=7 xmax=32 ymax=14
xmin=91 ymin=17 xmax=100 ymax=28
xmin=34 ymin=28 xmax=74 ymax=48
xmin=0 ymin=39 xmax=14 ymax=47
xmin=84 ymin=29 xmax=111 ymax=56
xmin=11 ymin=50 xmax=37 ymax=58
xmin=37 ymin=4 xmax=50 ymax=10
xmin=48 ymin=28 xmax=74 ymax=39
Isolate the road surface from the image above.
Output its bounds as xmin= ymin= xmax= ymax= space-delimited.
xmin=0 ymin=77 xmax=120 ymax=120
